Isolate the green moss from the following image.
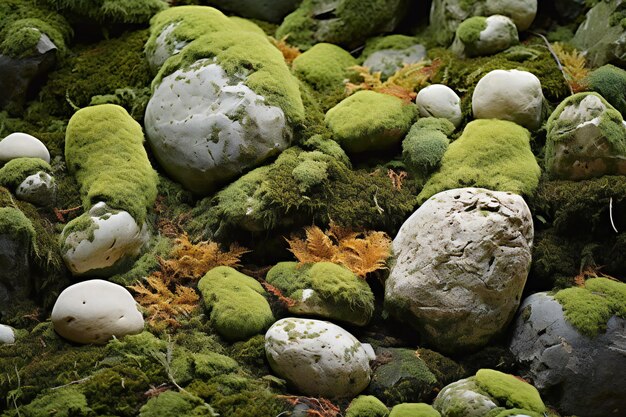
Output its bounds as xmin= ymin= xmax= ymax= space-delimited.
xmin=0 ymin=206 xmax=35 ymax=242
xmin=266 ymin=261 xmax=311 ymax=295
xmin=361 ymin=35 xmax=420 ymax=61
xmin=108 ymin=236 xmax=172 ymax=286
xmin=474 ymin=369 xmax=546 ymax=414
xmin=64 ymin=104 xmax=158 ymax=224
xmin=326 ymin=91 xmax=418 ymax=153
xmin=418 ymin=119 xmax=541 ymax=204
xmin=0 ymin=157 xmax=52 ymax=190
xmin=153 ymin=30 xmax=304 ymax=126
xmin=529 ymin=230 xmax=580 ymax=289
xmin=0 ymin=0 xmax=71 ymax=59
xmin=389 ymin=403 xmax=441 ymax=417
xmin=276 ymin=0 xmax=408 ymax=50
xmin=346 ymin=395 xmax=390 ymax=417
xmin=230 ymin=335 xmax=268 ymax=375
xmin=308 ymin=262 xmax=374 ymax=316
xmin=489 ymin=409 xmax=543 ymax=417
xmin=140 ymin=390 xmax=216 ymax=417
xmin=292 ymin=43 xmax=357 ymax=111
xmin=301 ymin=134 xmax=351 ymax=167
xmin=415 ymin=348 xmax=466 ymax=388
xmin=291 ymin=153 xmax=330 ymax=193
xmin=42 ymin=0 xmax=168 ymax=24
xmin=198 ymin=266 xmax=275 ymax=341
xmin=587 ymin=64 xmax=626 ymax=116
xmin=554 ymin=278 xmax=626 ymax=337
xmin=457 ymin=16 xmax=487 ymax=45
xmin=89 ymin=87 xmax=152 ymax=123
xmin=402 ymin=118 xmax=454 ymax=180
xmin=17 ymin=387 xmax=93 ymax=417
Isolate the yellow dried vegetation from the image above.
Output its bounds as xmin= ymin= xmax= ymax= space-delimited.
xmin=346 ymin=59 xmax=441 ymax=103
xmin=129 ymin=234 xmax=250 ymax=331
xmin=286 ymin=223 xmax=392 ymax=278
xmin=552 ymin=42 xmax=590 ymax=93
xmin=270 ymin=36 xmax=301 ymax=65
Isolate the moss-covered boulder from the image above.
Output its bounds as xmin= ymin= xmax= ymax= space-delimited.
xmin=545 ymin=92 xmax=626 ymax=180
xmin=361 ymin=35 xmax=426 ymax=80
xmin=0 ymin=157 xmax=55 ymax=203
xmin=266 ymin=261 xmax=375 ymax=326
xmin=418 ymin=120 xmax=540 ymax=204
xmin=145 ymin=25 xmax=304 ymax=195
xmin=451 ymin=15 xmax=518 ymax=58
xmin=276 ymin=0 xmax=408 ymax=50
xmin=346 ymin=395 xmax=390 ymax=417
xmin=510 ymin=282 xmax=626 ymax=417
xmin=292 ymin=43 xmax=357 ymax=110
xmin=587 ymin=64 xmax=626 ymax=117
xmin=326 ymin=91 xmax=417 ymax=153
xmin=433 ymin=369 xmax=546 ymax=417
xmin=198 ymin=266 xmax=275 ymax=341
xmin=389 ymin=403 xmax=441 ymax=417
xmin=402 ymin=118 xmax=454 ymax=181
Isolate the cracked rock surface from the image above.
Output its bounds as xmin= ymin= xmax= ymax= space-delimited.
xmin=384 ymin=187 xmax=533 ymax=354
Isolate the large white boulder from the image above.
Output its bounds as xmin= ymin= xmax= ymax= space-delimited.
xmin=384 ymin=188 xmax=533 ymax=354
xmin=472 ymin=69 xmax=544 ymax=130
xmin=145 ymin=59 xmax=292 ymax=194
xmin=265 ymin=317 xmax=375 ymax=398
xmin=0 ymin=132 xmax=50 ymax=164
xmin=0 ymin=324 xmax=15 ymax=344
xmin=51 ymin=279 xmax=144 ymax=344
xmin=60 ymin=202 xmax=150 ymax=275
xmin=416 ymin=84 xmax=462 ymax=128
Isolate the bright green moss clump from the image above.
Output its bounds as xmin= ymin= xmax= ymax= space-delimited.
xmin=139 ymin=391 xmax=216 ymax=417
xmin=554 ymin=277 xmax=626 ymax=337
xmin=0 ymin=206 xmax=35 ymax=241
xmin=346 ymin=395 xmax=390 ymax=417
xmin=402 ymin=118 xmax=454 ymax=180
xmin=65 ymin=104 xmax=158 ymax=224
xmin=587 ymin=64 xmax=626 ymax=116
xmin=326 ymin=91 xmax=418 ymax=153
xmin=0 ymin=157 xmax=52 ymax=189
xmin=198 ymin=266 xmax=275 ymax=341
xmin=292 ymin=43 xmax=357 ymax=111
xmin=42 ymin=0 xmax=168 ymax=24
xmin=154 ymin=30 xmax=304 ymax=125
xmin=418 ymin=119 xmax=541 ymax=204
xmin=17 ymin=387 xmax=93 ymax=417
xmin=474 ymin=369 xmax=546 ymax=414
xmin=389 ymin=403 xmax=441 ymax=417
xmin=457 ymin=16 xmax=487 ymax=45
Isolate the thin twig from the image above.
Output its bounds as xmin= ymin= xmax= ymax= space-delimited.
xmin=531 ymin=31 xmax=574 ymax=96
xmin=51 ymin=376 xmax=92 ymax=390
xmin=610 ymin=197 xmax=619 ymax=233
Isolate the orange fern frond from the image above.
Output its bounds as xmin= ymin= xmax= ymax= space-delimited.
xmin=270 ymin=36 xmax=301 ymax=65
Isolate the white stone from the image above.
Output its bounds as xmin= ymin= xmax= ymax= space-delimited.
xmin=16 ymin=171 xmax=56 ymax=206
xmin=60 ymin=202 xmax=150 ymax=275
xmin=472 ymin=69 xmax=544 ymax=130
xmin=147 ymin=22 xmax=188 ymax=72
xmin=0 ymin=132 xmax=50 ymax=164
xmin=434 ymin=378 xmax=499 ymax=417
xmin=265 ymin=317 xmax=373 ymax=398
xmin=416 ymin=84 xmax=462 ymax=127
xmin=145 ymin=59 xmax=291 ymax=194
xmin=481 ymin=0 xmax=537 ymax=31
xmin=0 ymin=324 xmax=15 ymax=344
xmin=452 ymin=15 xmax=518 ymax=57
xmin=384 ymin=188 xmax=533 ymax=353
xmin=51 ymin=279 xmax=144 ymax=344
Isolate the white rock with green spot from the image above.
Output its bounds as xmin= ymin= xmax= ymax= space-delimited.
xmin=51 ymin=279 xmax=144 ymax=344
xmin=60 ymin=202 xmax=150 ymax=276
xmin=452 ymin=15 xmax=518 ymax=57
xmin=265 ymin=317 xmax=375 ymax=398
xmin=16 ymin=171 xmax=56 ymax=206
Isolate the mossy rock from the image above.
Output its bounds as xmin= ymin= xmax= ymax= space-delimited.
xmin=402 ymin=118 xmax=454 ymax=181
xmin=474 ymin=369 xmax=546 ymax=414
xmin=0 ymin=157 xmax=52 ymax=190
xmin=65 ymin=104 xmax=158 ymax=224
xmin=389 ymin=403 xmax=441 ymax=417
xmin=198 ymin=266 xmax=275 ymax=341
xmin=587 ymin=64 xmax=626 ymax=117
xmin=266 ymin=261 xmax=375 ymax=326
xmin=0 ymin=205 xmax=35 ymax=242
xmin=292 ymin=43 xmax=357 ymax=111
xmin=360 ymin=35 xmax=421 ymax=62
xmin=554 ymin=277 xmax=626 ymax=337
xmin=346 ymin=395 xmax=390 ymax=417
xmin=418 ymin=119 xmax=541 ymax=204
xmin=326 ymin=91 xmax=418 ymax=153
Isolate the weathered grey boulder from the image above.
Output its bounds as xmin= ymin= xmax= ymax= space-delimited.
xmin=545 ymin=92 xmax=626 ymax=180
xmin=385 ymin=188 xmax=533 ymax=354
xmin=0 ymin=132 xmax=50 ymax=164
xmin=451 ymin=15 xmax=518 ymax=57
xmin=472 ymin=69 xmax=544 ymax=130
xmin=415 ymin=85 xmax=462 ymax=128
xmin=206 ymin=0 xmax=302 ymax=23
xmin=509 ymin=292 xmax=626 ymax=417
xmin=16 ymin=171 xmax=56 ymax=206
xmin=363 ymin=44 xmax=427 ymax=79
xmin=572 ymin=0 xmax=626 ymax=67
xmin=265 ymin=318 xmax=375 ymax=398
xmin=51 ymin=279 xmax=145 ymax=344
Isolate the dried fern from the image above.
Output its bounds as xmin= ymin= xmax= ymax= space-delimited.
xmin=552 ymin=42 xmax=590 ymax=93
xmin=270 ymin=36 xmax=301 ymax=65
xmin=286 ymin=223 xmax=392 ymax=278
xmin=129 ymin=276 xmax=199 ymax=331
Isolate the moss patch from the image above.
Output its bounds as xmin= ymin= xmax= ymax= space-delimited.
xmin=389 ymin=403 xmax=441 ymax=417
xmin=474 ymin=369 xmax=546 ymax=414
xmin=198 ymin=266 xmax=275 ymax=341
xmin=402 ymin=118 xmax=454 ymax=181
xmin=0 ymin=206 xmax=35 ymax=242
xmin=42 ymin=0 xmax=168 ymax=25
xmin=64 ymin=104 xmax=158 ymax=223
xmin=587 ymin=64 xmax=626 ymax=116
xmin=418 ymin=119 xmax=541 ymax=204
xmin=554 ymin=277 xmax=626 ymax=337
xmin=346 ymin=395 xmax=390 ymax=417
xmin=457 ymin=16 xmax=487 ymax=45
xmin=326 ymin=91 xmax=417 ymax=153
xmin=139 ymin=390 xmax=216 ymax=417
xmin=0 ymin=157 xmax=52 ymax=190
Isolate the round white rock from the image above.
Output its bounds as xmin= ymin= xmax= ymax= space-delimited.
xmin=0 ymin=132 xmax=50 ymax=164
xmin=16 ymin=171 xmax=56 ymax=206
xmin=472 ymin=69 xmax=544 ymax=130
xmin=265 ymin=318 xmax=375 ymax=398
xmin=416 ymin=84 xmax=463 ymax=128
xmin=0 ymin=324 xmax=15 ymax=344
xmin=51 ymin=279 xmax=144 ymax=344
